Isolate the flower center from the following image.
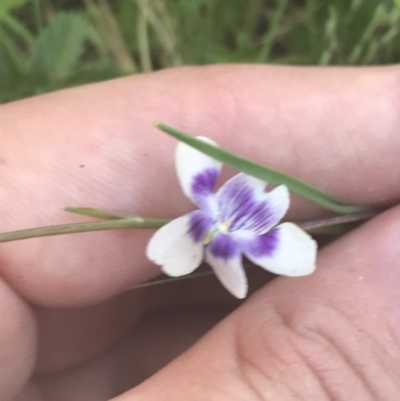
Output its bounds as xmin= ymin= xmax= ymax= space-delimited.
xmin=217 ymin=219 xmax=232 ymax=233
xmin=203 ymin=220 xmax=233 ymax=245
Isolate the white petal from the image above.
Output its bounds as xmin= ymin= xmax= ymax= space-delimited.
xmin=244 ymin=223 xmax=317 ymax=276
xmin=146 ymin=214 xmax=191 ymax=265
xmin=175 ymin=136 xmax=222 ymax=210
xmin=206 ymin=247 xmax=247 ymax=299
xmin=240 ymin=174 xmax=268 ymax=192
xmin=226 ymin=173 xmax=268 ymax=193
xmin=161 ymin=234 xmax=204 ymax=277
xmin=258 ymin=185 xmax=290 ymax=233
xmin=146 ymin=214 xmax=205 ymax=276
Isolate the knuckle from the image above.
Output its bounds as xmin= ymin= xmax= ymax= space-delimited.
xmin=232 ymin=298 xmax=400 ymax=401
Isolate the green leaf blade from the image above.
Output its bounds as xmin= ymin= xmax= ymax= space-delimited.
xmin=30 ymin=12 xmax=88 ymax=83
xmin=155 ymin=122 xmax=368 ymax=214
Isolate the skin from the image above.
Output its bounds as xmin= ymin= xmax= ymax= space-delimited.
xmin=0 ymin=64 xmax=399 ymax=400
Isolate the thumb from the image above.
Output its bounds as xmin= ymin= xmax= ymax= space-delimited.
xmin=112 ymin=207 xmax=400 ymax=400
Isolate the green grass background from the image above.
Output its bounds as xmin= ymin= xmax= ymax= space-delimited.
xmin=0 ymin=0 xmax=399 ymax=103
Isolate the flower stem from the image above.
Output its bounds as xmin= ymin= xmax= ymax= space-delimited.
xmin=298 ymin=210 xmax=378 ymax=232
xmin=0 ymin=209 xmax=378 ymax=244
xmin=0 ymin=217 xmax=170 ymax=243
xmin=126 ymin=269 xmax=217 ymax=290
xmin=126 ymin=264 xmax=258 ymax=290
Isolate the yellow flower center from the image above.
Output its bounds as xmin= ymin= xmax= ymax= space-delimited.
xmin=218 ymin=220 xmax=232 ymax=233
xmin=204 ymin=220 xmax=233 ymax=245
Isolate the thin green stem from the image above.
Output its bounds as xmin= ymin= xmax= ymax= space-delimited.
xmin=0 ymin=209 xmax=377 ymax=244
xmin=297 ymin=210 xmax=377 ymax=231
xmin=32 ymin=0 xmax=44 ymax=33
xmin=244 ymin=0 xmax=262 ymax=37
xmin=305 ymin=0 xmax=319 ymax=63
xmin=136 ymin=0 xmax=152 ymax=72
xmin=126 ymin=264 xmax=257 ymax=290
xmin=0 ymin=15 xmax=35 ymax=47
xmin=258 ymin=0 xmax=289 ymax=62
xmin=126 ymin=269 xmax=216 ymax=290
xmin=0 ymin=217 xmax=170 ymax=243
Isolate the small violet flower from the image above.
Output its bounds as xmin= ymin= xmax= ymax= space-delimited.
xmin=146 ymin=137 xmax=317 ymax=298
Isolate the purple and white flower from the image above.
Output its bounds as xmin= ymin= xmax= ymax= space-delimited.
xmin=146 ymin=137 xmax=317 ymax=299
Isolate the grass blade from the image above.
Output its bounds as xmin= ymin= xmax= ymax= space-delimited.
xmin=155 ymin=121 xmax=367 ymax=214
xmin=65 ymin=207 xmax=139 ymax=220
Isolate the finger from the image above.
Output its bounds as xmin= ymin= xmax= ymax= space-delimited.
xmin=0 ymin=65 xmax=399 ymax=306
xmin=113 ymin=205 xmax=400 ymax=401
xmin=34 ymin=264 xmax=267 ymax=374
xmin=34 ymin=290 xmax=142 ymax=375
xmin=34 ymin=306 xmax=229 ymax=399
xmin=0 ymin=278 xmax=36 ymax=400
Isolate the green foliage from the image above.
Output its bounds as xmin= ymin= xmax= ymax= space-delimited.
xmin=0 ymin=0 xmax=399 ymax=103
xmin=30 ymin=12 xmax=87 ymax=83
xmin=0 ymin=0 xmax=30 ymax=15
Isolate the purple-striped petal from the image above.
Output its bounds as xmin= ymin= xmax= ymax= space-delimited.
xmin=242 ymin=223 xmax=317 ymax=276
xmin=188 ymin=210 xmax=215 ymax=242
xmin=146 ymin=213 xmax=206 ymax=276
xmin=176 ymin=136 xmax=221 ymax=214
xmin=190 ymin=168 xmax=219 ymax=211
xmin=206 ymin=233 xmax=247 ymax=298
xmin=216 ymin=173 xmax=289 ymax=234
xmin=208 ymin=232 xmax=241 ymax=260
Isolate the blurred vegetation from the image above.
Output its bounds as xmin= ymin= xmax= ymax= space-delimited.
xmin=0 ymin=0 xmax=400 ymax=102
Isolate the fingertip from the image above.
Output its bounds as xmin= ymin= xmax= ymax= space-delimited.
xmin=0 ymin=278 xmax=37 ymax=400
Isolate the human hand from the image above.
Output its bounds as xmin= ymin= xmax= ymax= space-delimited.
xmin=1 ymin=65 xmax=400 ymax=400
